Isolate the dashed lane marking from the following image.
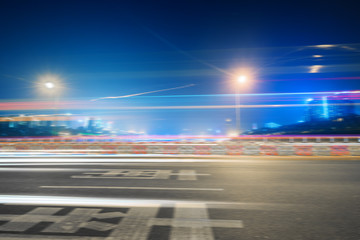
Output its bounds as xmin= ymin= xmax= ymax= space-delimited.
xmin=150 ymin=203 xmax=243 ymax=240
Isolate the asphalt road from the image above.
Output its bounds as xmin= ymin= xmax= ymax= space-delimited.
xmin=0 ymin=156 xmax=359 ymax=240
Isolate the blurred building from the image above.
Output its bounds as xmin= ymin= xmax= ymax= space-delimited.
xmin=306 ymin=96 xmax=355 ymax=121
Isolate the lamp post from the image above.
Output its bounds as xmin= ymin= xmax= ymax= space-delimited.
xmin=38 ymin=74 xmax=64 ymax=128
xmin=38 ymin=74 xmax=62 ymax=108
xmin=235 ymin=75 xmax=247 ymax=135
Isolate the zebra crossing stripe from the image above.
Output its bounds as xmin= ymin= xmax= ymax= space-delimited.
xmin=0 ymin=204 xmax=243 ymax=239
xmin=107 ymin=206 xmax=159 ymax=240
xmin=149 ymin=203 xmax=244 ymax=240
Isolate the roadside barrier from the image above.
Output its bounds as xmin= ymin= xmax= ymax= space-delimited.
xmin=313 ymin=146 xmax=331 ymax=156
xmin=1 ymin=142 xmax=360 ymax=156
xmin=15 ymin=144 xmax=29 ymax=151
xmin=349 ymin=146 xmax=360 ymax=156
xmin=294 ymin=146 xmax=313 ymax=156
xmin=243 ymin=145 xmax=260 ymax=155
xmin=277 ymin=145 xmax=294 ymax=155
xmin=132 ymin=145 xmax=147 ymax=154
xmin=163 ymin=145 xmax=179 ymax=154
xmin=100 ymin=145 xmax=118 ymax=154
xmin=330 ymin=145 xmax=350 ymax=156
xmin=260 ymin=145 xmax=279 ymax=155
xmin=226 ymin=145 xmax=243 ymax=155
xmin=211 ymin=145 xmax=226 ymax=155
xmin=147 ymin=145 xmax=163 ymax=154
xmin=194 ymin=145 xmax=211 ymax=155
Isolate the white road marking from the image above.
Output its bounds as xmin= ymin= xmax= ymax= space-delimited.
xmin=40 ymin=186 xmax=223 ymax=191
xmin=0 ymin=195 xmax=301 ymax=211
xmin=0 ymin=203 xmax=243 ymax=240
xmin=0 ymin=167 xmax=92 ymax=172
xmin=71 ymin=169 xmax=209 ymax=180
xmin=0 ymin=234 xmax=102 ymax=239
xmin=108 ymin=206 xmax=159 ymax=240
xmin=0 ymin=207 xmax=122 ymax=233
xmin=176 ymin=170 xmax=198 ymax=180
xmin=72 ymin=169 xmax=172 ymax=180
xmin=150 ymin=203 xmax=243 ymax=240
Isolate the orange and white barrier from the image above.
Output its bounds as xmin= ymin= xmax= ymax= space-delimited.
xmin=1 ymin=143 xmax=360 ymax=156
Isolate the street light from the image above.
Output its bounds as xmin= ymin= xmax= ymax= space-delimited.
xmin=44 ymin=82 xmax=55 ymax=89
xmin=38 ymin=74 xmax=62 ymax=94
xmin=237 ymin=75 xmax=247 ymax=84
xmin=37 ymin=74 xmax=64 ymax=122
xmin=235 ymin=75 xmax=247 ymax=135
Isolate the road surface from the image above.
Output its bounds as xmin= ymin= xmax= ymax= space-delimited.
xmin=0 ymin=156 xmax=359 ymax=240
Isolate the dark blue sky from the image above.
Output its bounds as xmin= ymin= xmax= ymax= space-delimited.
xmin=1 ymin=0 xmax=360 ymax=134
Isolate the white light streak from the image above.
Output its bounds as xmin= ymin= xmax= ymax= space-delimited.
xmin=0 ymin=195 xmax=299 ymax=210
xmin=315 ymin=44 xmax=335 ymax=48
xmin=91 ymin=84 xmax=195 ymax=101
xmin=309 ymin=65 xmax=323 ymax=73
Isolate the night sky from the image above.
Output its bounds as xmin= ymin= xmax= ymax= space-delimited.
xmin=1 ymin=0 xmax=360 ymax=134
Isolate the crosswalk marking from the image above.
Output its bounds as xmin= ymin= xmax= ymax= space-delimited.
xmin=0 ymin=207 xmax=62 ymax=232
xmin=0 ymin=207 xmax=123 ymax=233
xmin=0 ymin=204 xmax=243 ymax=239
xmin=108 ymin=206 xmax=159 ymax=240
xmin=150 ymin=203 xmax=243 ymax=240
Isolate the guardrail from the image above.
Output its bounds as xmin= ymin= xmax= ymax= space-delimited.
xmin=1 ymin=135 xmax=360 ymax=144
xmin=0 ymin=142 xmax=359 ymax=156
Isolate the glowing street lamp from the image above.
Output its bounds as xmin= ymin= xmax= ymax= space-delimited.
xmin=237 ymin=75 xmax=247 ymax=84
xmin=38 ymin=74 xmax=62 ymax=94
xmin=44 ymin=82 xmax=55 ymax=89
xmin=38 ymin=74 xmax=62 ymax=97
xmin=37 ymin=74 xmax=64 ymax=120
xmin=235 ymin=75 xmax=247 ymax=135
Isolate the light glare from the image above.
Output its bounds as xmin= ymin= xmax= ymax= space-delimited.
xmin=45 ymin=82 xmax=55 ymax=89
xmin=237 ymin=75 xmax=247 ymax=83
xmin=309 ymin=65 xmax=323 ymax=73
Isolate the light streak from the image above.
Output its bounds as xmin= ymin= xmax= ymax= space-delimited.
xmin=138 ymin=89 xmax=360 ymax=98
xmin=322 ymin=96 xmax=329 ymax=119
xmin=90 ymin=84 xmax=195 ymax=101
xmin=0 ymin=90 xmax=358 ymax=111
xmin=309 ymin=65 xmax=323 ymax=73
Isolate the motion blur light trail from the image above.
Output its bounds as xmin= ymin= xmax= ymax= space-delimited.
xmin=0 ymin=90 xmax=359 ymax=111
xmin=0 ymin=103 xmax=359 ymax=111
xmin=90 ymin=84 xmax=195 ymax=101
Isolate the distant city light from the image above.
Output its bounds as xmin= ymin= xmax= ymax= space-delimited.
xmin=309 ymin=65 xmax=323 ymax=73
xmin=315 ymin=44 xmax=335 ymax=48
xmin=322 ymin=96 xmax=329 ymax=119
xmin=227 ymin=131 xmax=238 ymax=137
xmin=306 ymin=98 xmax=314 ymax=102
xmin=313 ymin=55 xmax=323 ymax=58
